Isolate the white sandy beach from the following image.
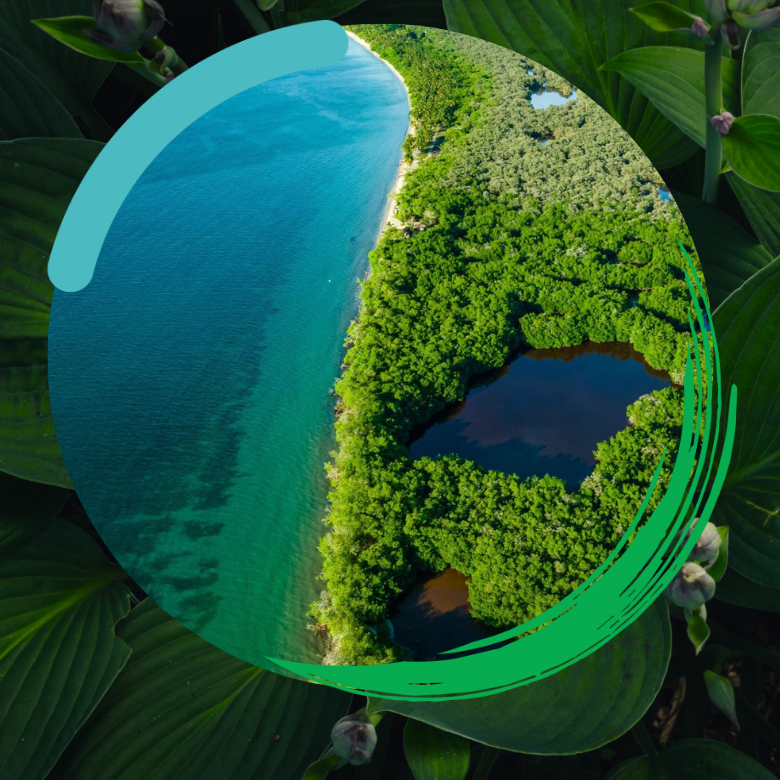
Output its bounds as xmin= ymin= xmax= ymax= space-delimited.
xmin=345 ymin=29 xmax=416 ymax=238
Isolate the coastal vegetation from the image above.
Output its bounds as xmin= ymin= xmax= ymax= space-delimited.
xmin=313 ymin=25 xmax=704 ymax=665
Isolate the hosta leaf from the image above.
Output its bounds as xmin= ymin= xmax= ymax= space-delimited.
xmin=713 ymin=256 xmax=780 ymax=587
xmin=403 ymin=719 xmax=470 ymax=780
xmin=0 ymin=137 xmax=101 ymax=487
xmin=742 ymin=27 xmax=780 ymax=118
xmin=56 ymin=599 xmax=352 ymax=780
xmin=605 ymin=739 xmax=774 ymax=779
xmin=716 ymin=567 xmax=780 ymax=611
xmin=368 ymin=599 xmax=670 ymax=755
xmin=336 ymin=0 xmax=447 ymax=28
xmin=0 ymin=519 xmax=132 ymax=780
xmin=441 ymin=0 xmax=708 ymax=169
xmin=0 ymin=1 xmax=113 ymax=137
xmin=0 ymin=47 xmax=80 ymax=141
xmin=671 ymin=192 xmax=774 ymax=310
xmin=727 ymin=173 xmax=780 ymax=258
xmin=601 ymin=47 xmax=740 ymax=148
xmin=0 ymin=471 xmax=68 ymax=553
xmin=32 ymin=17 xmax=146 ymax=64
xmin=722 ymin=114 xmax=780 ymax=192
xmin=283 ymin=0 xmax=367 ymax=24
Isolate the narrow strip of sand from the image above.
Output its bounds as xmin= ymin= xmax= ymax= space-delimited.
xmin=345 ymin=29 xmax=416 ymax=240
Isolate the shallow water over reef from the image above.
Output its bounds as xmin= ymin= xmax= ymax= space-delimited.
xmin=409 ymin=341 xmax=670 ymax=489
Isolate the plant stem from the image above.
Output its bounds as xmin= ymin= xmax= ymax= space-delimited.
xmin=702 ymin=27 xmax=723 ymax=204
xmin=144 ymin=36 xmax=188 ymax=75
xmin=124 ymin=61 xmax=168 ymax=89
xmin=233 ymin=0 xmax=273 ymax=34
xmin=632 ymin=721 xmax=669 ymax=780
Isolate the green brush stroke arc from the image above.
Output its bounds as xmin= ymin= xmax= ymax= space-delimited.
xmin=270 ymin=251 xmax=737 ymax=701
xmin=47 ymin=21 xmax=349 ymax=292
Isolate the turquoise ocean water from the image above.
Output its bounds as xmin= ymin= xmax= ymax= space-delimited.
xmin=49 ymin=39 xmax=409 ymax=667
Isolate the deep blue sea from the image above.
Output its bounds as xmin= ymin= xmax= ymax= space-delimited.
xmin=49 ymin=39 xmax=409 ymax=668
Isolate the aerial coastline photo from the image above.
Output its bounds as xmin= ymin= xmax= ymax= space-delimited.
xmin=49 ymin=24 xmax=702 ymax=670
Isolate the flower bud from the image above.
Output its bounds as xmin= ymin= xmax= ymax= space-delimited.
xmin=331 ymin=710 xmax=377 ymax=766
xmin=690 ymin=16 xmax=711 ymax=36
xmin=84 ymin=0 xmax=166 ymax=53
xmin=666 ymin=562 xmax=716 ymax=609
xmin=706 ymin=0 xmax=728 ymax=23
xmin=711 ymin=111 xmax=735 ymax=134
xmin=721 ymin=19 xmax=742 ymax=47
xmin=690 ymin=522 xmax=722 ymax=568
xmin=732 ymin=5 xmax=780 ymax=28
xmin=727 ymin=0 xmax=774 ymax=12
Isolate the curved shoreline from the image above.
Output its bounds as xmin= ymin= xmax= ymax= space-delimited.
xmin=345 ymin=29 xmax=415 ymax=241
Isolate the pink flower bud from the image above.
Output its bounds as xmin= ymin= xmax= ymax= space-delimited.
xmin=711 ymin=111 xmax=735 ymax=134
xmin=690 ymin=16 xmax=710 ymax=36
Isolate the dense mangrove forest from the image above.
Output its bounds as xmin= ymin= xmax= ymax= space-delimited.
xmin=312 ymin=25 xmax=704 ymax=666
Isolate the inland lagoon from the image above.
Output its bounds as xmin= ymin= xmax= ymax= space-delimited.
xmin=409 ymin=342 xmax=671 ymax=490
xmin=49 ymin=37 xmax=410 ymax=668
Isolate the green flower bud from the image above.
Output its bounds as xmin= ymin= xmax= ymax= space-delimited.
xmin=84 ymin=0 xmax=166 ymax=53
xmin=666 ymin=562 xmax=716 ymax=609
xmin=727 ymin=0 xmax=773 ymax=12
xmin=706 ymin=0 xmax=728 ymax=24
xmin=732 ymin=5 xmax=780 ymax=28
xmin=331 ymin=710 xmax=378 ymax=767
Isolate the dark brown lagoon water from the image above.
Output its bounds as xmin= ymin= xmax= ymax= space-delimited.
xmin=390 ymin=568 xmax=502 ymax=661
xmin=409 ymin=341 xmax=670 ymax=489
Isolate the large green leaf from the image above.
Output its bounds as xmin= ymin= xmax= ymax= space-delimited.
xmin=604 ymin=738 xmax=774 ymax=779
xmin=442 ymin=0 xmax=708 ymax=169
xmin=0 ymin=137 xmax=101 ymax=487
xmin=713 ymin=256 xmax=780 ymax=587
xmin=0 ymin=471 xmax=68 ymax=553
xmin=368 ymin=599 xmax=670 ymax=755
xmin=283 ymin=0 xmax=367 ymax=24
xmin=0 ymin=1 xmax=113 ymax=139
xmin=722 ymin=114 xmax=780 ymax=193
xmin=403 ymin=719 xmax=470 ymax=780
xmin=716 ymin=567 xmax=780 ymax=611
xmin=671 ymin=192 xmax=774 ymax=310
xmin=727 ymin=173 xmax=780 ymax=258
xmin=56 ymin=599 xmax=352 ymax=780
xmin=742 ymin=27 xmax=780 ymax=119
xmin=0 ymin=47 xmax=80 ymax=141
xmin=0 ymin=519 xmax=132 ymax=780
xmin=601 ymin=47 xmax=740 ymax=148
xmin=337 ymin=0 xmax=448 ymax=28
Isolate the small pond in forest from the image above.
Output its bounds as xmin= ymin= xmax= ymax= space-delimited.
xmin=390 ymin=568 xmax=504 ymax=661
xmin=530 ymin=87 xmax=578 ymax=110
xmin=409 ymin=341 xmax=671 ymax=490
